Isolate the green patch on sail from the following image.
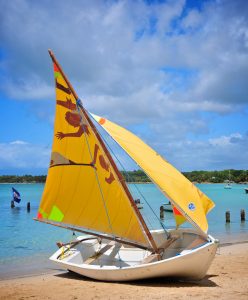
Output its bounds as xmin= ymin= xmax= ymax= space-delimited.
xmin=49 ymin=205 xmax=64 ymax=222
xmin=39 ymin=208 xmax=48 ymax=218
xmin=54 ymin=71 xmax=60 ymax=79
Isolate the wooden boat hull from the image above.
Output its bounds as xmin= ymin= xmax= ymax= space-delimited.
xmin=50 ymin=229 xmax=218 ymax=282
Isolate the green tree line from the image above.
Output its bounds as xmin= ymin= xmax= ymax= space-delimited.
xmin=183 ymin=169 xmax=248 ymax=183
xmin=0 ymin=175 xmax=46 ymax=183
xmin=1 ymin=169 xmax=247 ymax=183
xmin=122 ymin=169 xmax=248 ymax=183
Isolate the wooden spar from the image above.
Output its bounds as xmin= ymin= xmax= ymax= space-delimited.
xmin=33 ymin=218 xmax=152 ymax=251
xmin=48 ymin=49 xmax=79 ymax=103
xmin=48 ymin=49 xmax=159 ymax=254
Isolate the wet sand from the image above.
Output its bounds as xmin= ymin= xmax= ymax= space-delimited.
xmin=0 ymin=242 xmax=248 ymax=300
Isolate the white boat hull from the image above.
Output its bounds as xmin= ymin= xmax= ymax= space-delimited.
xmin=50 ymin=229 xmax=218 ymax=282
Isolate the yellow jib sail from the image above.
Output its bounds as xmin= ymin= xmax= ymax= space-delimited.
xmin=37 ymin=54 xmax=150 ymax=248
xmin=92 ymin=114 xmax=215 ymax=234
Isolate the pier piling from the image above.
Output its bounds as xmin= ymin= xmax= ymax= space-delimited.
xmin=160 ymin=206 xmax=164 ymax=219
xmin=225 ymin=211 xmax=230 ymax=223
xmin=241 ymin=209 xmax=245 ymax=222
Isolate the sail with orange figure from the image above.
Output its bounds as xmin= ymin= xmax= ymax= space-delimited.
xmin=37 ymin=52 xmax=153 ymax=250
xmin=35 ymin=50 xmax=218 ymax=282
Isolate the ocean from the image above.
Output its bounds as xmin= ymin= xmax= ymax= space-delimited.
xmin=0 ymin=183 xmax=248 ymax=279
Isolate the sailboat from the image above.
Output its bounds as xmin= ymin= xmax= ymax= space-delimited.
xmin=35 ymin=50 xmax=218 ymax=282
xmin=224 ymin=170 xmax=232 ymax=189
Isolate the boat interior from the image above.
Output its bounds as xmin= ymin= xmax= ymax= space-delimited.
xmin=52 ymin=229 xmax=210 ymax=268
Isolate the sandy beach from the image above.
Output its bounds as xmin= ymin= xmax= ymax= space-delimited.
xmin=0 ymin=242 xmax=247 ymax=300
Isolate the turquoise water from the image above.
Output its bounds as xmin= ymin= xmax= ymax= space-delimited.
xmin=129 ymin=183 xmax=248 ymax=241
xmin=0 ymin=183 xmax=247 ymax=278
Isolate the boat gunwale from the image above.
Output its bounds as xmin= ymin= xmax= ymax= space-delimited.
xmin=50 ymin=234 xmax=217 ymax=271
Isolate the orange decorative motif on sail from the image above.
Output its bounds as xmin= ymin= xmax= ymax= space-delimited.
xmin=37 ymin=52 xmax=151 ymax=249
xmin=91 ymin=144 xmax=115 ymax=184
xmin=55 ymin=97 xmax=90 ymax=140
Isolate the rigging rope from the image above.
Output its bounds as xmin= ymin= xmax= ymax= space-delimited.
xmin=76 ymin=100 xmax=115 ymax=238
xmin=76 ymin=100 xmax=123 ymax=264
xmin=90 ymin=115 xmax=170 ymax=239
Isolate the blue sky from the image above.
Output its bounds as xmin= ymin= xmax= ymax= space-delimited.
xmin=1 ymin=0 xmax=248 ymax=175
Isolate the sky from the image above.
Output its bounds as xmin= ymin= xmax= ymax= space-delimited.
xmin=0 ymin=0 xmax=248 ymax=175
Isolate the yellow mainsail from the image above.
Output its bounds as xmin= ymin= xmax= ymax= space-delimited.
xmin=91 ymin=114 xmax=215 ymax=234
xmin=37 ymin=52 xmax=152 ymax=249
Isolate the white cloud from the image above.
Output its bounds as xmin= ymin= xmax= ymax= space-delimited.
xmin=1 ymin=0 xmax=247 ymax=114
xmin=0 ymin=141 xmax=50 ymax=171
xmin=0 ymin=0 xmax=248 ymax=171
xmin=209 ymin=133 xmax=242 ymax=147
xmin=3 ymin=76 xmax=53 ymax=100
xmin=181 ymin=9 xmax=203 ymax=30
xmin=10 ymin=140 xmax=28 ymax=145
xmin=156 ymin=132 xmax=248 ymax=171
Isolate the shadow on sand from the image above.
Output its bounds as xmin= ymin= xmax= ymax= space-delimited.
xmin=55 ymin=271 xmax=219 ymax=288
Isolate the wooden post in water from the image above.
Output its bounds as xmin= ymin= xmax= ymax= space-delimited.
xmin=160 ymin=206 xmax=164 ymax=219
xmin=27 ymin=202 xmax=30 ymax=212
xmin=225 ymin=211 xmax=230 ymax=223
xmin=11 ymin=200 xmax=15 ymax=208
xmin=241 ymin=209 xmax=245 ymax=222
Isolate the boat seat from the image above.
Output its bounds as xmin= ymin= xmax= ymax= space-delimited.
xmin=185 ymin=237 xmax=207 ymax=250
xmin=140 ymin=254 xmax=160 ymax=264
xmin=83 ymin=241 xmax=115 ymax=265
xmin=158 ymin=235 xmax=179 ymax=250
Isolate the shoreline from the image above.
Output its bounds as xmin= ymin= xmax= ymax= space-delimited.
xmin=1 ymin=240 xmax=248 ymax=281
xmin=1 ymin=234 xmax=248 ymax=282
xmin=0 ymin=242 xmax=247 ymax=299
xmin=1 ymin=240 xmax=248 ymax=280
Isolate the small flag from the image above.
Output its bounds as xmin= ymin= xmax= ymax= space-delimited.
xmin=12 ymin=187 xmax=21 ymax=203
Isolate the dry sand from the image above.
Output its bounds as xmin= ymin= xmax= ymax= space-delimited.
xmin=0 ymin=242 xmax=247 ymax=300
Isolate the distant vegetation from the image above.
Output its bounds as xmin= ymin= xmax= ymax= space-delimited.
xmin=122 ymin=169 xmax=248 ymax=183
xmin=1 ymin=169 xmax=248 ymax=183
xmin=183 ymin=169 xmax=248 ymax=183
xmin=121 ymin=170 xmax=151 ymax=183
xmin=0 ymin=175 xmax=46 ymax=183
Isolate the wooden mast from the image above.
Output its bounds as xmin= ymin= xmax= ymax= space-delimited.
xmin=48 ymin=49 xmax=159 ymax=254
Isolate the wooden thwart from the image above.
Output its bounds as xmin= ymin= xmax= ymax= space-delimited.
xmin=158 ymin=236 xmax=179 ymax=250
xmin=141 ymin=236 xmax=179 ymax=264
xmin=185 ymin=237 xmax=206 ymax=250
xmin=141 ymin=254 xmax=160 ymax=264
xmin=84 ymin=241 xmax=115 ymax=265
